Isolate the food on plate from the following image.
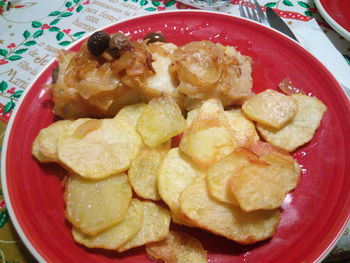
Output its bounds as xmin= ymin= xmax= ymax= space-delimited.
xmin=113 ymin=103 xmax=147 ymax=128
xmin=117 ymin=201 xmax=171 ymax=253
xmin=206 ymin=148 xmax=260 ymax=206
xmin=180 ymin=99 xmax=237 ymax=167
xmin=158 ymin=148 xmax=205 ymax=225
xmin=72 ymin=199 xmax=144 ymax=249
xmin=230 ymin=154 xmax=300 ymax=212
xmin=180 ymin=175 xmax=280 ymax=244
xmin=242 ymin=89 xmax=298 ymax=129
xmin=172 ymin=41 xmax=252 ymax=109
xmin=58 ymin=118 xmax=142 ymax=179
xmin=128 ymin=146 xmax=169 ymax=201
xmin=31 ymin=30 xmax=328 ymax=261
xmin=65 ymin=173 xmax=132 ymax=235
xmin=146 ymin=231 xmax=208 ymax=263
xmin=51 ymin=32 xmax=253 ymax=119
xmin=34 ymin=120 xmax=72 ymax=163
xmin=257 ymin=93 xmax=327 ymax=152
xmin=137 ymin=96 xmax=186 ymax=147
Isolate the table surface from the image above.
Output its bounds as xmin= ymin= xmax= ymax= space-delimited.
xmin=0 ymin=0 xmax=349 ymax=262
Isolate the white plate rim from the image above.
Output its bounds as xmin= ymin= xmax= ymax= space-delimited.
xmin=314 ymin=0 xmax=350 ymax=41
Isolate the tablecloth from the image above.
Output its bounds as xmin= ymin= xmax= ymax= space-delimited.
xmin=0 ymin=0 xmax=349 ymax=262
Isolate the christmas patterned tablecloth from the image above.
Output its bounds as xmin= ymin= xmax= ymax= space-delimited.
xmin=0 ymin=1 xmax=349 ymax=262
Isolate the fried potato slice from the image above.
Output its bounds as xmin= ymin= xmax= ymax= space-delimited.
xmin=242 ymin=89 xmax=298 ymax=129
xmin=207 ymin=148 xmax=259 ymax=205
xmin=146 ymin=231 xmax=208 ymax=263
xmin=58 ymin=118 xmax=142 ymax=179
xmin=225 ymin=109 xmax=259 ymax=147
xmin=180 ymin=99 xmax=237 ymax=167
xmin=158 ymin=148 xmax=205 ymax=225
xmin=137 ymin=96 xmax=186 ymax=147
xmin=65 ymin=173 xmax=132 ymax=235
xmin=113 ymin=103 xmax=147 ymax=129
xmin=180 ymin=175 xmax=280 ymax=244
xmin=128 ymin=146 xmax=168 ymax=201
xmin=72 ymin=199 xmax=143 ymax=249
xmin=32 ymin=136 xmax=52 ymax=163
xmin=257 ymin=94 xmax=327 ymax=152
xmin=230 ymin=154 xmax=300 ymax=212
xmin=117 ymin=201 xmax=171 ymax=252
xmin=36 ymin=120 xmax=72 ymax=162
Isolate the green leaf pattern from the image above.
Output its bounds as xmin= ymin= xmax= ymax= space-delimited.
xmin=0 ymin=81 xmax=8 ymax=93
xmin=0 ymin=210 xmax=8 ymax=228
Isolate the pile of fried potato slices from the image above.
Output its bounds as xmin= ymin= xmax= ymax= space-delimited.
xmin=33 ymin=83 xmax=326 ymax=261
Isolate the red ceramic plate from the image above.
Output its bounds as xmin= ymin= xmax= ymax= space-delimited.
xmin=2 ymin=10 xmax=350 ymax=263
xmin=315 ymin=0 xmax=350 ymax=41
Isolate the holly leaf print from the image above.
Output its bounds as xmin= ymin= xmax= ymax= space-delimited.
xmin=49 ymin=10 xmax=61 ymax=16
xmin=32 ymin=21 xmax=42 ymax=28
xmin=151 ymin=1 xmax=160 ymax=6
xmin=76 ymin=5 xmax=83 ymax=12
xmin=60 ymin=12 xmax=73 ymax=17
xmin=24 ymin=40 xmax=37 ymax=46
xmin=304 ymin=10 xmax=313 ymax=17
xmin=0 ymin=49 xmax=8 ymax=57
xmin=50 ymin=19 xmax=60 ymax=25
xmin=72 ymin=31 xmax=85 ymax=38
xmin=165 ymin=0 xmax=175 ymax=7
xmin=11 ymin=90 xmax=23 ymax=99
xmin=145 ymin=7 xmax=156 ymax=11
xmin=14 ymin=48 xmax=28 ymax=54
xmin=23 ymin=30 xmax=31 ymax=39
xmin=73 ymin=0 xmax=80 ymax=3
xmin=298 ymin=1 xmax=310 ymax=8
xmin=33 ymin=30 xmax=44 ymax=38
xmin=282 ymin=0 xmax=293 ymax=6
xmin=59 ymin=41 xmax=71 ymax=46
xmin=56 ymin=31 xmax=64 ymax=41
xmin=0 ymin=81 xmax=8 ymax=93
xmin=49 ymin=26 xmax=60 ymax=32
xmin=265 ymin=2 xmax=277 ymax=7
xmin=0 ymin=210 xmax=8 ymax=228
xmin=65 ymin=1 xmax=73 ymax=7
xmin=4 ymin=100 xmax=15 ymax=113
xmin=8 ymin=55 xmax=22 ymax=61
xmin=140 ymin=0 xmax=148 ymax=6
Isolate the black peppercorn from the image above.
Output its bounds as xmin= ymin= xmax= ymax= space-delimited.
xmin=87 ymin=31 xmax=110 ymax=56
xmin=144 ymin=32 xmax=166 ymax=44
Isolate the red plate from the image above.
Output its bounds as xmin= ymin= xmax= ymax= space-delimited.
xmin=315 ymin=0 xmax=350 ymax=41
xmin=2 ymin=11 xmax=350 ymax=263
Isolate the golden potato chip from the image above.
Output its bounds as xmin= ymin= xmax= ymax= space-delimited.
xmin=65 ymin=173 xmax=132 ymax=235
xmin=186 ymin=108 xmax=199 ymax=128
xmin=117 ymin=201 xmax=171 ymax=252
xmin=113 ymin=103 xmax=147 ymax=129
xmin=158 ymin=148 xmax=205 ymax=225
xmin=180 ymin=175 xmax=280 ymax=244
xmin=128 ymin=147 xmax=168 ymax=201
xmin=242 ymin=89 xmax=298 ymax=129
xmin=32 ymin=135 xmax=52 ymax=163
xmin=257 ymin=94 xmax=327 ymax=152
xmin=72 ymin=199 xmax=143 ymax=249
xmin=137 ymin=96 xmax=186 ymax=148
xmin=58 ymin=118 xmax=142 ymax=179
xmin=146 ymin=231 xmax=208 ymax=263
xmin=225 ymin=109 xmax=259 ymax=147
xmin=180 ymin=99 xmax=237 ymax=167
xmin=230 ymin=154 xmax=300 ymax=212
xmin=207 ymin=148 xmax=259 ymax=205
xmin=37 ymin=120 xmax=72 ymax=162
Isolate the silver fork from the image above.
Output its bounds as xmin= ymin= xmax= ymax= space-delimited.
xmin=239 ymin=0 xmax=269 ymax=27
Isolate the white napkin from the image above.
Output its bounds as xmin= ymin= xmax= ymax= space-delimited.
xmin=180 ymin=2 xmax=350 ymax=98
